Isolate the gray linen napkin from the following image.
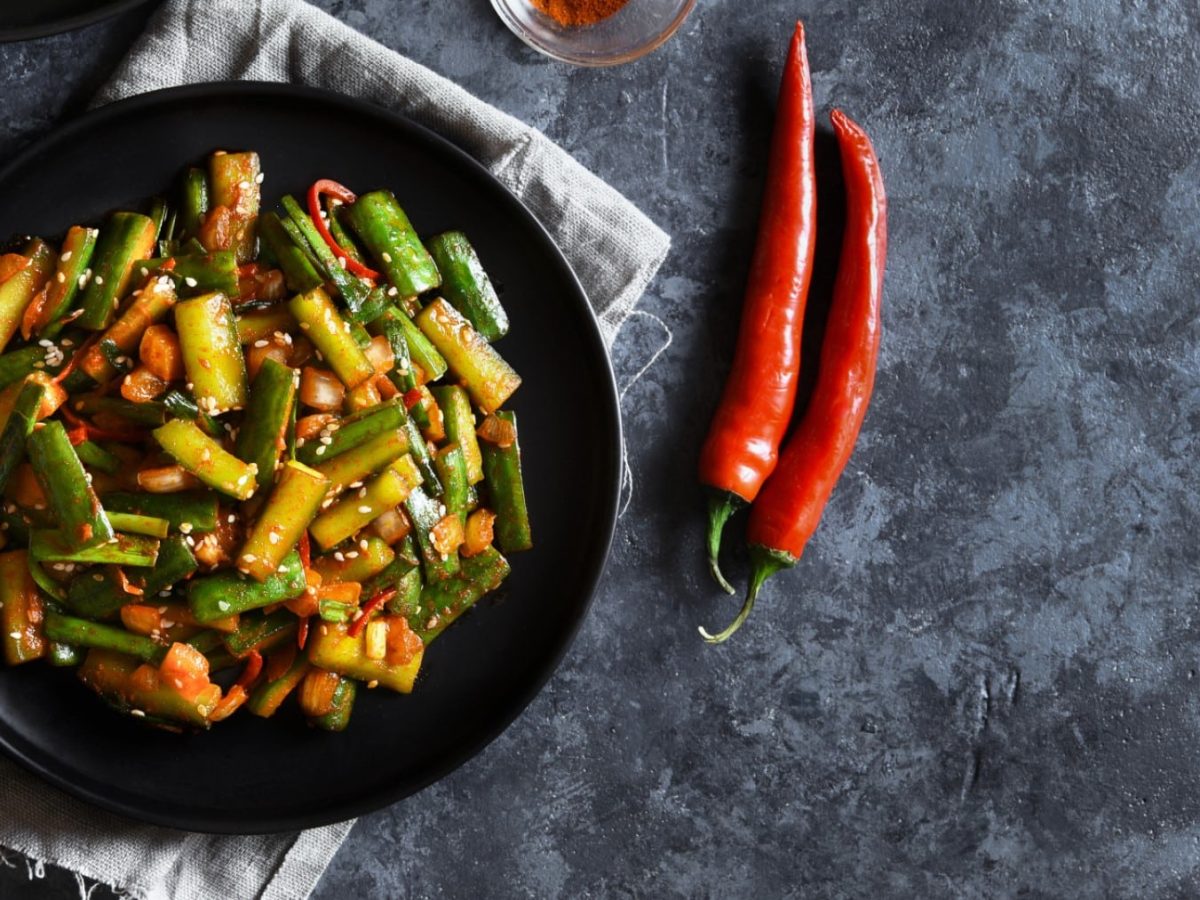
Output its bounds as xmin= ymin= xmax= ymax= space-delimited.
xmin=0 ymin=0 xmax=670 ymax=897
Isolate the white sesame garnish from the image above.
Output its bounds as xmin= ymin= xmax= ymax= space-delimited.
xmin=334 ymin=551 xmax=345 ymax=562
xmin=253 ymin=339 xmax=268 ymax=348
xmin=381 ymin=252 xmax=392 ymax=263
xmin=268 ymin=532 xmax=280 ymax=544
xmin=61 ymin=251 xmax=72 ymax=261
xmin=130 ymin=709 xmax=146 ymax=718
xmin=217 ymin=600 xmax=230 ymax=612
xmin=315 ymin=445 xmax=326 ymax=456
xmin=242 ymin=554 xmax=257 ymax=563
xmin=56 ymin=272 xmax=65 ymax=284
xmin=184 ymin=277 xmax=198 ymax=288
xmin=94 ymin=275 xmax=104 ymax=285
xmin=179 ymin=522 xmax=193 ymax=534
xmin=357 ymin=505 xmax=372 ymax=514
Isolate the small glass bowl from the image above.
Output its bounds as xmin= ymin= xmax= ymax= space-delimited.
xmin=490 ymin=0 xmax=695 ymax=67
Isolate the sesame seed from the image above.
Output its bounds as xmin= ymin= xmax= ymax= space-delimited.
xmin=268 ymin=532 xmax=280 ymax=544
xmin=315 ymin=445 xmax=326 ymax=456
xmin=381 ymin=252 xmax=392 ymax=263
xmin=185 ymin=277 xmax=198 ymax=288
xmin=227 ymin=514 xmax=237 ymax=523
xmin=56 ymin=272 xmax=65 ymax=283
xmin=253 ymin=339 xmax=269 ymax=348
xmin=94 ymin=275 xmax=104 ymax=285
xmin=243 ymin=554 xmax=257 ymax=563
xmin=179 ymin=522 xmax=193 ymax=534
xmin=255 ymin=172 xmax=265 ymax=184
xmin=61 ymin=251 xmax=72 ymax=261
xmin=334 ymin=551 xmax=345 ymax=562
xmin=130 ymin=709 xmax=146 ymax=718
xmin=357 ymin=505 xmax=372 ymax=514
xmin=387 ymin=287 xmax=398 ymax=297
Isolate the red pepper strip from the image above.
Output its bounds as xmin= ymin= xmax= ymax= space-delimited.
xmin=701 ymin=108 xmax=887 ymax=644
xmin=307 ymin=180 xmax=381 ymax=280
xmin=235 ymin=650 xmax=264 ymax=689
xmin=347 ymin=587 xmax=397 ymax=638
xmin=66 ymin=425 xmax=88 ymax=446
xmin=209 ymin=685 xmax=248 ymax=722
xmin=697 ymin=22 xmax=817 ymax=593
xmin=160 ymin=258 xmax=177 ymax=273
xmin=298 ymin=531 xmax=311 ymax=570
xmin=60 ymin=406 xmax=146 ymax=443
xmin=52 ymin=331 xmax=101 ymax=385
xmin=297 ymin=615 xmax=311 ymax=650
xmin=402 ymin=388 xmax=422 ymax=411
xmin=114 ymin=567 xmax=144 ymax=597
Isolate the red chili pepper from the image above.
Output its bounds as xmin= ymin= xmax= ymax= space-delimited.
xmin=297 ymin=531 xmax=311 ymax=570
xmin=702 ymin=109 xmax=887 ymax=643
xmin=402 ymin=388 xmax=423 ymax=411
xmin=160 ymin=258 xmax=177 ymax=273
xmin=66 ymin=425 xmax=88 ymax=446
xmin=307 ymin=179 xmax=381 ymax=280
xmin=347 ymin=587 xmax=397 ymax=638
xmin=697 ymin=22 xmax=817 ymax=593
xmin=297 ymin=615 xmax=311 ymax=650
xmin=235 ymin=650 xmax=264 ymax=689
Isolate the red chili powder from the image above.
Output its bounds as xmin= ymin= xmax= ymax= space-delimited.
xmin=530 ymin=0 xmax=630 ymax=27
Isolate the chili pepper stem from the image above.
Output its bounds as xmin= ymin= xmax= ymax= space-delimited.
xmin=705 ymin=492 xmax=744 ymax=594
xmin=699 ymin=545 xmax=794 ymax=644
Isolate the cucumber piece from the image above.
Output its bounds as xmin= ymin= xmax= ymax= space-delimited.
xmin=425 ymin=231 xmax=509 ymax=341
xmin=344 ymin=190 xmax=441 ymax=299
xmin=0 ymin=239 xmax=55 ymax=352
xmin=77 ymin=212 xmax=158 ymax=331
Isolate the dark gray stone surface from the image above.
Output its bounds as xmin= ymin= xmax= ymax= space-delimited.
xmin=3 ymin=0 xmax=1200 ymax=897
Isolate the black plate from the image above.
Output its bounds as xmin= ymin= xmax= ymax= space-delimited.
xmin=0 ymin=0 xmax=152 ymax=41
xmin=0 ymin=83 xmax=621 ymax=833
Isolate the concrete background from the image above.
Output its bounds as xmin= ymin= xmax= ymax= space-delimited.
xmin=3 ymin=0 xmax=1200 ymax=897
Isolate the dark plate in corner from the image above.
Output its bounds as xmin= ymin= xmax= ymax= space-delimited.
xmin=0 ymin=0 xmax=153 ymax=41
xmin=0 ymin=83 xmax=621 ymax=833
